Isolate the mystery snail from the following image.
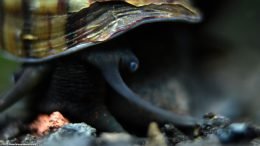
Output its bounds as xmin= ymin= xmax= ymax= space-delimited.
xmin=0 ymin=0 xmax=201 ymax=132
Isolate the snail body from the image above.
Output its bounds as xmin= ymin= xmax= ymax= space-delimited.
xmin=0 ymin=0 xmax=201 ymax=133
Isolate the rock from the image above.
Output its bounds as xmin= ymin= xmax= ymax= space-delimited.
xmin=20 ymin=134 xmax=39 ymax=144
xmin=0 ymin=134 xmax=39 ymax=146
xmin=177 ymin=135 xmax=221 ymax=146
xmin=161 ymin=124 xmax=190 ymax=145
xmin=41 ymin=123 xmax=96 ymax=146
xmin=216 ymin=123 xmax=260 ymax=144
xmin=98 ymin=133 xmax=135 ymax=146
xmin=145 ymin=122 xmax=167 ymax=146
xmin=30 ymin=111 xmax=69 ymax=136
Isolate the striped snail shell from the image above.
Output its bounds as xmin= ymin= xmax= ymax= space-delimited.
xmin=0 ymin=0 xmax=201 ymax=62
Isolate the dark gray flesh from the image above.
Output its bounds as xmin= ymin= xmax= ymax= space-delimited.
xmin=0 ymin=48 xmax=200 ymax=134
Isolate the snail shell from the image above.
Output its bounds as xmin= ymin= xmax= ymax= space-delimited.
xmin=0 ymin=0 xmax=201 ymax=62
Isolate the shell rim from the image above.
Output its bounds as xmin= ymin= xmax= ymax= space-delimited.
xmin=1 ymin=16 xmax=201 ymax=64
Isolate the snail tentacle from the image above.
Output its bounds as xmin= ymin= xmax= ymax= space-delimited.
xmin=0 ymin=65 xmax=50 ymax=112
xmin=86 ymin=49 xmax=201 ymax=127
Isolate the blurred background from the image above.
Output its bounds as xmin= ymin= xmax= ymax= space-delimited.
xmin=188 ymin=0 xmax=260 ymax=123
xmin=0 ymin=0 xmax=259 ymax=125
xmin=0 ymin=54 xmax=17 ymax=92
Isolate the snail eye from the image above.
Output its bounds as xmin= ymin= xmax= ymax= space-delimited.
xmin=129 ymin=60 xmax=139 ymax=72
xmin=118 ymin=49 xmax=139 ymax=72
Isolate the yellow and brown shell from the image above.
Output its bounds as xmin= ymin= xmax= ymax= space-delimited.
xmin=0 ymin=0 xmax=201 ymax=62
